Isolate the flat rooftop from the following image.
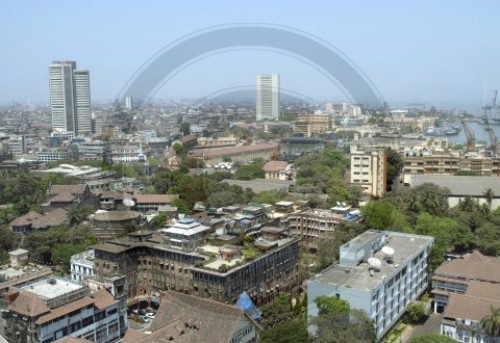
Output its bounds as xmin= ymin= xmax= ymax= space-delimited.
xmin=312 ymin=232 xmax=433 ymax=291
xmin=22 ymin=278 xmax=84 ymax=300
xmin=407 ymin=175 xmax=500 ymax=197
xmin=223 ymin=178 xmax=293 ymax=193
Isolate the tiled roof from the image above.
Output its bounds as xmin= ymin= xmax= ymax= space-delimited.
xmin=444 ymin=293 xmax=500 ymax=321
xmin=263 ymin=160 xmax=288 ymax=172
xmin=91 ymin=288 xmax=117 ymax=309
xmin=123 ymin=328 xmax=148 ymax=343
xmin=466 ymin=280 xmax=500 ymax=300
xmin=8 ymin=291 xmax=50 ymax=317
xmin=190 ymin=143 xmax=278 ymax=158
xmin=143 ymin=291 xmax=249 ymax=343
xmin=35 ymin=296 xmax=94 ymax=325
xmin=49 ymin=193 xmax=77 ymax=203
xmin=133 ymin=194 xmax=179 ymax=204
xmin=434 ymin=251 xmax=500 ymax=283
xmin=31 ymin=208 xmax=67 ymax=229
xmin=9 ymin=211 xmax=43 ymax=228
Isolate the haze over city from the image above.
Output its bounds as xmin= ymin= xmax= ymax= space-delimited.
xmin=2 ymin=0 xmax=500 ymax=111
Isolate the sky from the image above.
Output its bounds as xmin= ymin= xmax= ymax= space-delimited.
xmin=1 ymin=0 xmax=500 ymax=111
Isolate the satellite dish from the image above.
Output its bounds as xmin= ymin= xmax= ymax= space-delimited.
xmin=123 ymin=198 xmax=135 ymax=207
xmin=342 ymin=202 xmax=347 ymax=207
xmin=382 ymin=246 xmax=395 ymax=261
xmin=368 ymin=257 xmax=382 ymax=269
xmin=336 ymin=202 xmax=341 ymax=206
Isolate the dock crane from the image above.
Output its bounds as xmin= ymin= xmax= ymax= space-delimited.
xmin=460 ymin=117 xmax=476 ymax=153
xmin=484 ymin=116 xmax=499 ymax=154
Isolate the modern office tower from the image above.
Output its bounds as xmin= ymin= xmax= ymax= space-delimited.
xmin=49 ymin=61 xmax=92 ymax=135
xmin=73 ymin=70 xmax=92 ymax=134
xmin=256 ymin=74 xmax=280 ymax=121
xmin=124 ymin=95 xmax=133 ymax=110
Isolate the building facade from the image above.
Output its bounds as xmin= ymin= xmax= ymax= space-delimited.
xmin=1 ymin=276 xmax=125 ymax=343
xmin=308 ymin=230 xmax=434 ymax=341
xmin=49 ymin=61 xmax=92 ymax=136
xmin=350 ymin=146 xmax=387 ymax=197
xmin=70 ymin=250 xmax=95 ymax=283
xmin=293 ymin=114 xmax=331 ymax=137
xmin=94 ymin=231 xmax=299 ymax=305
xmin=256 ymin=74 xmax=279 ymax=121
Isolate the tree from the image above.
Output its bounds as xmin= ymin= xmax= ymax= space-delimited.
xmin=484 ymin=188 xmax=495 ymax=208
xmin=406 ymin=302 xmax=426 ymax=324
xmin=261 ymin=293 xmax=298 ymax=329
xmin=476 ymin=223 xmax=500 ymax=256
xmin=51 ymin=243 xmax=85 ymax=272
xmin=361 ymin=201 xmax=397 ymax=230
xmin=407 ymin=183 xmax=450 ymax=217
xmin=481 ymin=306 xmax=500 ymax=339
xmin=386 ymin=148 xmax=403 ymax=191
xmin=314 ymin=296 xmax=350 ymax=316
xmin=261 ymin=319 xmax=309 ymax=343
xmin=180 ymin=122 xmax=191 ymax=136
xmin=234 ymin=161 xmax=265 ymax=180
xmin=311 ymin=309 xmax=374 ymax=343
xmin=410 ymin=333 xmax=458 ymax=343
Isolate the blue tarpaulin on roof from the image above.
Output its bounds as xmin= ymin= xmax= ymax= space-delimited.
xmin=236 ymin=291 xmax=262 ymax=320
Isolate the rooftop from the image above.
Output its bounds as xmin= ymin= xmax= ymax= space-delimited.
xmin=223 ymin=178 xmax=293 ymax=193
xmin=434 ymin=251 xmax=500 ymax=283
xmin=407 ymin=175 xmax=500 ymax=197
xmin=311 ymin=231 xmax=434 ymax=291
xmin=22 ymin=277 xmax=83 ymax=300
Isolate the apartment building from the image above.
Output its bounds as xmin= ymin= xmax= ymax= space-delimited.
xmin=308 ymin=230 xmax=434 ymax=341
xmin=350 ymin=146 xmax=387 ymax=197
xmin=76 ymin=141 xmax=111 ymax=163
xmin=403 ymin=151 xmax=495 ymax=183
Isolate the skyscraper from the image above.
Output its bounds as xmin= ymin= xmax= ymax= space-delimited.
xmin=256 ymin=74 xmax=280 ymax=121
xmin=49 ymin=61 xmax=92 ymax=135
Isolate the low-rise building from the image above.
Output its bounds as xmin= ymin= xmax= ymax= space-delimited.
xmin=131 ymin=194 xmax=179 ymax=213
xmin=70 ymin=250 xmax=95 ymax=283
xmin=1 ymin=275 xmax=125 ymax=343
xmin=123 ymin=290 xmax=261 ymax=343
xmin=293 ymin=113 xmax=331 ymax=137
xmin=431 ymin=251 xmax=500 ymax=313
xmin=189 ymin=143 xmax=279 ymax=165
xmin=308 ymin=230 xmax=434 ymax=341
xmin=263 ymin=161 xmax=296 ymax=181
xmin=44 ymin=184 xmax=97 ymax=211
xmin=440 ymin=280 xmax=500 ymax=343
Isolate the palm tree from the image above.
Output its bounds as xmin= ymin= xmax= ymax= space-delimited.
xmin=67 ymin=206 xmax=84 ymax=226
xmin=484 ymin=188 xmax=495 ymax=208
xmin=480 ymin=306 xmax=500 ymax=339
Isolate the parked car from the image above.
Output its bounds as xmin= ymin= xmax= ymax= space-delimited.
xmin=145 ymin=313 xmax=155 ymax=319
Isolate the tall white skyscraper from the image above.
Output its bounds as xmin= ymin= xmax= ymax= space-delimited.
xmin=256 ymin=74 xmax=280 ymax=121
xmin=49 ymin=61 xmax=92 ymax=135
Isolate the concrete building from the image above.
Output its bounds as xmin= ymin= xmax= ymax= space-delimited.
xmin=402 ymin=151 xmax=498 ymax=183
xmin=350 ymin=146 xmax=387 ymax=197
xmin=110 ymin=144 xmax=143 ymax=163
xmin=281 ymin=206 xmax=358 ymax=249
xmin=293 ymin=113 xmax=331 ymax=137
xmin=256 ymin=74 xmax=280 ymax=121
xmin=49 ymin=61 xmax=92 ymax=136
xmin=1 ymin=276 xmax=125 ymax=343
xmin=94 ymin=230 xmax=299 ymax=305
xmin=70 ymin=250 xmax=95 ymax=283
xmin=76 ymin=141 xmax=111 ymax=163
xmin=308 ymin=230 xmax=434 ymax=341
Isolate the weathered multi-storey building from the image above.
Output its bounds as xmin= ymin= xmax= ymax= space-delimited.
xmin=94 ymin=227 xmax=299 ymax=305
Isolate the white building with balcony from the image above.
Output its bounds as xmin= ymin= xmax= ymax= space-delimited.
xmin=308 ymin=230 xmax=434 ymax=341
xmin=70 ymin=250 xmax=95 ymax=283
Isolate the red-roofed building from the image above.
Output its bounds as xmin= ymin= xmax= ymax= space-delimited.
xmin=2 ymin=275 xmax=126 ymax=343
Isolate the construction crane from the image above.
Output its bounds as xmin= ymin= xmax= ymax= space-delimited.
xmin=460 ymin=117 xmax=476 ymax=153
xmin=484 ymin=116 xmax=498 ymax=154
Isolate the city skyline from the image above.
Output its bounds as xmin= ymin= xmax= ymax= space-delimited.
xmin=2 ymin=1 xmax=500 ymax=112
xmin=256 ymin=74 xmax=280 ymax=121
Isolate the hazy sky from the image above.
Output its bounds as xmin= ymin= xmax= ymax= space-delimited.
xmin=1 ymin=0 xmax=500 ymax=111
